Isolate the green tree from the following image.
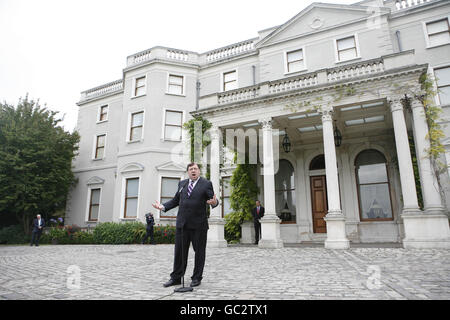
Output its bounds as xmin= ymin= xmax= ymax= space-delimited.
xmin=0 ymin=96 xmax=80 ymax=234
xmin=224 ymin=163 xmax=259 ymax=243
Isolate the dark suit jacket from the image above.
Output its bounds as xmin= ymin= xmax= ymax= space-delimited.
xmin=32 ymin=218 xmax=45 ymax=233
xmin=251 ymin=206 xmax=265 ymax=223
xmin=163 ymin=177 xmax=219 ymax=230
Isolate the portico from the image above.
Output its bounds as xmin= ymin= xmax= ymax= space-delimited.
xmin=196 ymin=52 xmax=450 ymax=249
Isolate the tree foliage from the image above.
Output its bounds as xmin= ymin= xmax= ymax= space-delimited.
xmin=0 ymin=96 xmax=80 ymax=234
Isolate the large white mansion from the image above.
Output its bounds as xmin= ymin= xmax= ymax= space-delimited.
xmin=66 ymin=0 xmax=450 ymax=249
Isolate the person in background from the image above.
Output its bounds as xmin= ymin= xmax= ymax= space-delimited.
xmin=142 ymin=212 xmax=155 ymax=245
xmin=251 ymin=200 xmax=265 ymax=245
xmin=30 ymin=214 xmax=45 ymax=246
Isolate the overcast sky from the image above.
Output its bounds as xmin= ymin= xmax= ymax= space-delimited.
xmin=0 ymin=0 xmax=357 ymax=132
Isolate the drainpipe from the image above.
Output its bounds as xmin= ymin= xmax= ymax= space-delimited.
xmin=252 ymin=65 xmax=256 ymax=85
xmin=196 ymin=81 xmax=200 ymax=110
xmin=395 ymin=30 xmax=402 ymax=52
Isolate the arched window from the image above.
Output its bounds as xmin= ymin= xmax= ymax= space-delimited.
xmin=275 ymin=159 xmax=296 ymax=223
xmin=355 ymin=149 xmax=393 ymax=221
xmin=309 ymin=154 xmax=325 ymax=170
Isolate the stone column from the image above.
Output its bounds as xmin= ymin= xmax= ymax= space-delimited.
xmin=207 ymin=126 xmax=227 ymax=248
xmin=258 ymin=117 xmax=283 ymax=248
xmin=404 ymin=98 xmax=450 ymax=248
xmin=390 ymin=99 xmax=421 ymax=212
xmin=321 ymin=107 xmax=350 ymax=249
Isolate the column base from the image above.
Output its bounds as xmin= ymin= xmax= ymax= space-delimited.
xmin=402 ymin=211 xmax=450 ymax=249
xmin=207 ymin=217 xmax=228 ymax=248
xmin=240 ymin=221 xmax=255 ymax=244
xmin=258 ymin=215 xmax=284 ymax=249
xmin=324 ymin=211 xmax=350 ymax=250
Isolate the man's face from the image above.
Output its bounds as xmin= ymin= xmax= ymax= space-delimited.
xmin=37 ymin=215 xmax=41 ymax=219
xmin=187 ymin=164 xmax=200 ymax=181
xmin=256 ymin=201 xmax=260 ymax=207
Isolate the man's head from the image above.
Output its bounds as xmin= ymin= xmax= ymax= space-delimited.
xmin=187 ymin=162 xmax=200 ymax=181
xmin=37 ymin=214 xmax=41 ymax=219
xmin=256 ymin=200 xmax=260 ymax=207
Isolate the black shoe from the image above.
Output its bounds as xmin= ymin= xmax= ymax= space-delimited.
xmin=190 ymin=279 xmax=201 ymax=287
xmin=36 ymin=244 xmax=39 ymax=247
xmin=163 ymin=279 xmax=181 ymax=287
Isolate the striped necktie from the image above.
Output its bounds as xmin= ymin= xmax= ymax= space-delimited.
xmin=187 ymin=180 xmax=194 ymax=197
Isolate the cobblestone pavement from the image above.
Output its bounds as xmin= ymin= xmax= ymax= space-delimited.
xmin=0 ymin=244 xmax=448 ymax=300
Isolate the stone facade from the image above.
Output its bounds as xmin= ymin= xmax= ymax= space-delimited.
xmin=67 ymin=0 xmax=450 ymax=248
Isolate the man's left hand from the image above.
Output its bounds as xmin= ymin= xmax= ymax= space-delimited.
xmin=207 ymin=194 xmax=218 ymax=206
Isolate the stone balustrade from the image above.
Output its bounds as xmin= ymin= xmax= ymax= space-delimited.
xmin=269 ymin=74 xmax=318 ymax=94
xmin=217 ymin=86 xmax=260 ymax=104
xmin=327 ymin=59 xmax=385 ymax=82
xmin=393 ymin=0 xmax=432 ymax=11
xmin=205 ymin=39 xmax=257 ymax=63
xmin=80 ymin=79 xmax=123 ymax=103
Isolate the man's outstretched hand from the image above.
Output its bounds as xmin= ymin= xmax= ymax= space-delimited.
xmin=152 ymin=200 xmax=164 ymax=210
xmin=207 ymin=194 xmax=218 ymax=206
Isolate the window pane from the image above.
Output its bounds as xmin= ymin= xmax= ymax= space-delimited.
xmin=132 ymin=112 xmax=143 ymax=126
xmin=97 ymin=135 xmax=105 ymax=147
xmin=224 ymin=81 xmax=237 ymax=91
xmin=358 ymin=163 xmax=388 ymax=184
xmin=287 ymin=50 xmax=303 ymax=62
xmin=161 ymin=197 xmax=178 ymax=217
xmin=223 ymin=197 xmax=232 ymax=216
xmin=165 ymin=126 xmax=182 ymax=140
xmin=438 ymin=86 xmax=450 ymax=105
xmin=275 ymin=190 xmax=296 ymax=222
xmin=90 ymin=205 xmax=99 ymax=220
xmin=337 ymin=36 xmax=356 ymax=50
xmin=91 ymin=189 xmax=100 ymax=205
xmin=161 ymin=178 xmax=180 ymax=197
xmin=130 ymin=127 xmax=142 ymax=141
xmin=222 ymin=177 xmax=231 ymax=197
xmin=125 ymin=198 xmax=138 ymax=217
xmin=339 ymin=48 xmax=357 ymax=61
xmin=126 ymin=178 xmax=139 ymax=197
xmin=359 ymin=184 xmax=392 ymax=219
xmin=169 ymin=75 xmax=183 ymax=85
xmin=427 ymin=19 xmax=449 ymax=34
xmin=135 ymin=86 xmax=146 ymax=96
xmin=136 ymin=77 xmax=146 ymax=87
xmin=429 ymin=32 xmax=450 ymax=47
xmin=435 ymin=67 xmax=450 ymax=86
xmin=309 ymin=155 xmax=325 ymax=170
xmin=165 ymin=111 xmax=182 ymax=126
xmin=288 ymin=60 xmax=304 ymax=73
xmin=95 ymin=147 xmax=104 ymax=159
xmin=168 ymin=84 xmax=183 ymax=95
xmin=224 ymin=71 xmax=236 ymax=82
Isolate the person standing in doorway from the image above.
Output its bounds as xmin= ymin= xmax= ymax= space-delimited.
xmin=251 ymin=200 xmax=265 ymax=245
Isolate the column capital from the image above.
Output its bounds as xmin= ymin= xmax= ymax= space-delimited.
xmin=319 ymin=106 xmax=334 ymax=122
xmin=410 ymin=98 xmax=424 ymax=110
xmin=388 ymin=98 xmax=404 ymax=113
xmin=258 ymin=117 xmax=273 ymax=129
xmin=210 ymin=125 xmax=221 ymax=140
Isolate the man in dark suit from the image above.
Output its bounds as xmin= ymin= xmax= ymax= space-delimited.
xmin=251 ymin=200 xmax=265 ymax=245
xmin=30 ymin=214 xmax=45 ymax=246
xmin=152 ymin=162 xmax=218 ymax=288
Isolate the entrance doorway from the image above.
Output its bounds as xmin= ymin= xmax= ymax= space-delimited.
xmin=310 ymin=175 xmax=328 ymax=233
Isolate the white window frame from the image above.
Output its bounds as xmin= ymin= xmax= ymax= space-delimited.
xmin=131 ymin=74 xmax=147 ymax=98
xmin=334 ymin=33 xmax=361 ymax=63
xmin=284 ymin=47 xmax=307 ymax=75
xmin=431 ymin=64 xmax=450 ymax=106
xmin=166 ymin=73 xmax=186 ymax=96
xmin=161 ymin=108 xmax=185 ymax=142
xmin=158 ymin=174 xmax=183 ymax=219
xmin=92 ymin=133 xmax=107 ymax=160
xmin=85 ymin=186 xmax=102 ymax=222
xmin=120 ymin=176 xmax=142 ymax=220
xmin=422 ymin=16 xmax=450 ymax=49
xmin=96 ymin=104 xmax=108 ymax=123
xmin=126 ymin=110 xmax=145 ymax=143
xmin=220 ymin=69 xmax=238 ymax=92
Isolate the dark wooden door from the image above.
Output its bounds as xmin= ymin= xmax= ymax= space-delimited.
xmin=310 ymin=176 xmax=328 ymax=233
